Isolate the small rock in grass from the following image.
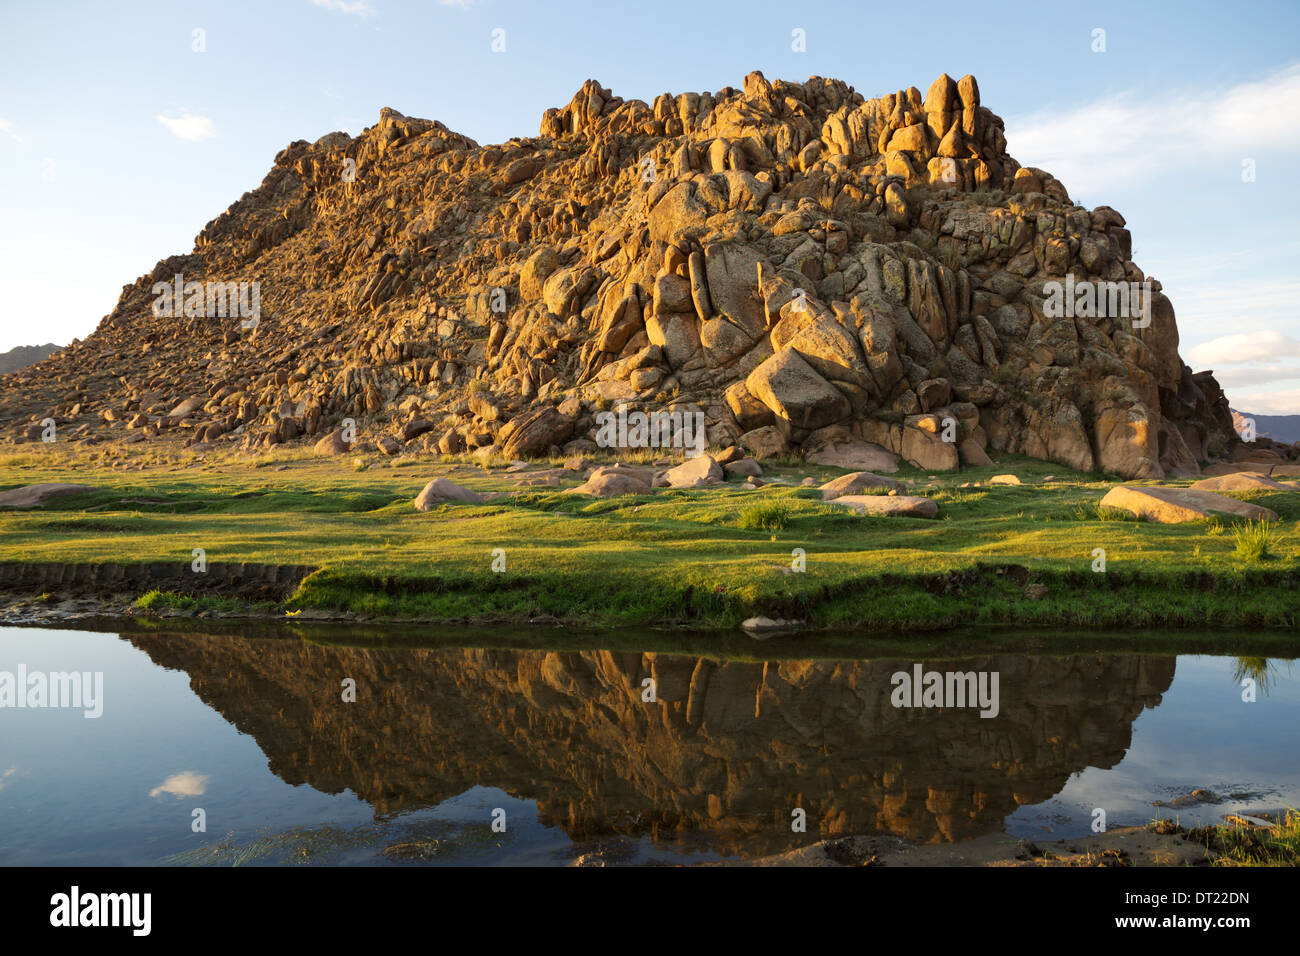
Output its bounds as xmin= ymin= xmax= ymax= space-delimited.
xmin=413 ymin=478 xmax=483 ymax=510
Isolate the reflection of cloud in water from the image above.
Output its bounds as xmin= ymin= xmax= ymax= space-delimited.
xmin=0 ymin=767 xmax=16 ymax=791
xmin=149 ymin=771 xmax=209 ymax=799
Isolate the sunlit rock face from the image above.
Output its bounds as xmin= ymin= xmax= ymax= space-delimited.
xmin=1 ymin=72 xmax=1246 ymax=476
xmin=126 ymin=631 xmax=1174 ymax=856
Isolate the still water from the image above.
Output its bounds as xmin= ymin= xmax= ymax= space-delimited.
xmin=1 ymin=625 xmax=1297 ymax=865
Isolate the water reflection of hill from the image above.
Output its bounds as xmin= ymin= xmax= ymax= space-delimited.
xmin=126 ymin=632 xmax=1174 ymax=857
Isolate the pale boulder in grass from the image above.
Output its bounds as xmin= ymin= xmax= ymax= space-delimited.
xmin=567 ymin=464 xmax=654 ymax=497
xmin=819 ymin=471 xmax=906 ymax=500
xmin=0 ymin=482 xmax=97 ymax=508
xmin=662 ymin=454 xmax=723 ymax=488
xmin=828 ymin=494 xmax=938 ymax=517
xmin=1190 ymin=473 xmax=1293 ymax=492
xmin=314 ymin=428 xmax=352 ymax=455
xmin=1099 ymin=486 xmax=1278 ymax=524
xmin=414 ymin=478 xmax=483 ymax=510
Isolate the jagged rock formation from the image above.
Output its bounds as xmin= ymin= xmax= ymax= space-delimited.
xmin=126 ymin=630 xmax=1175 ymax=855
xmin=0 ymin=72 xmax=1259 ymax=477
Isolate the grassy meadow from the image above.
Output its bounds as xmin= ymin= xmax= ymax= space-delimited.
xmin=2 ymin=441 xmax=1299 ymax=635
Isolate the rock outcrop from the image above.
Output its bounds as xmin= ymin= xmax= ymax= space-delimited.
xmin=0 ymin=72 xmax=1269 ymax=478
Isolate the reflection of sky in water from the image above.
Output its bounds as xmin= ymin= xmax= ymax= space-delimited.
xmin=1 ymin=630 xmax=1296 ymax=864
xmin=1006 ymin=655 xmax=1300 ymax=839
xmin=0 ymin=629 xmax=718 ymax=866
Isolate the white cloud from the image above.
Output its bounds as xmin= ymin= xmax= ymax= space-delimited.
xmin=1212 ymin=363 xmax=1300 ymax=390
xmin=1006 ymin=63 xmax=1300 ymax=196
xmin=149 ymin=771 xmax=209 ymax=799
xmin=0 ymin=117 xmax=22 ymax=143
xmin=439 ymin=0 xmax=482 ymax=7
xmin=310 ymin=0 xmax=378 ymax=16
xmin=155 ymin=113 xmax=215 ymax=141
xmin=1229 ymin=387 xmax=1300 ymax=416
xmin=1184 ymin=330 xmax=1300 ymax=367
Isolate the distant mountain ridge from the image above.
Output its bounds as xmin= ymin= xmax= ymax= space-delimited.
xmin=0 ymin=343 xmax=60 ymax=376
xmin=1232 ymin=408 xmax=1300 ymax=445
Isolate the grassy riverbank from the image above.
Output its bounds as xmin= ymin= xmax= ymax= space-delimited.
xmin=2 ymin=444 xmax=1299 ymax=634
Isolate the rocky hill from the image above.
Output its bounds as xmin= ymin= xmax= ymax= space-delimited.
xmin=0 ymin=71 xmax=1271 ymax=478
xmin=0 ymin=343 xmax=60 ymax=376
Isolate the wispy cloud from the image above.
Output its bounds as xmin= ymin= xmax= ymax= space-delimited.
xmin=1006 ymin=63 xmax=1300 ymax=196
xmin=310 ymin=0 xmax=378 ymax=17
xmin=149 ymin=771 xmax=210 ymax=799
xmin=1212 ymin=363 xmax=1300 ymax=390
xmin=156 ymin=113 xmax=215 ymax=141
xmin=1185 ymin=330 xmax=1300 ymax=367
xmin=0 ymin=117 xmax=22 ymax=143
xmin=1230 ymin=387 xmax=1300 ymax=416
xmin=439 ymin=0 xmax=483 ymax=7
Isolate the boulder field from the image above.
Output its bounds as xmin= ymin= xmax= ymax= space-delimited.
xmin=5 ymin=70 xmax=1291 ymax=479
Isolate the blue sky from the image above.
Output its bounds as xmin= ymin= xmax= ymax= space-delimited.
xmin=2 ymin=0 xmax=1298 ymax=412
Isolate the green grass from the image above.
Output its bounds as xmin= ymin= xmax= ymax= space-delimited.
xmin=1232 ymin=519 xmax=1277 ymax=562
xmin=2 ymin=445 xmax=1299 ymax=633
xmin=1185 ymin=810 xmax=1300 ymax=866
xmin=134 ymin=589 xmax=270 ymax=616
xmin=738 ymin=501 xmax=790 ymax=531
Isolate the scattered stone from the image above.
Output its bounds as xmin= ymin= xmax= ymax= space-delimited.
xmin=737 ymin=425 xmax=788 ymax=461
xmin=807 ymin=441 xmax=900 ymax=473
xmin=1201 ymin=464 xmax=1269 ymax=477
xmin=662 ymin=455 xmax=723 ymax=488
xmin=167 ymin=397 xmax=204 ymax=419
xmin=1099 ymin=486 xmax=1279 ymax=523
xmin=1190 ymin=473 xmax=1293 ymax=492
xmin=402 ymin=418 xmax=434 ymax=440
xmin=1153 ymin=789 xmax=1221 ymax=809
xmin=724 ymin=457 xmax=762 ymax=478
xmin=0 ymin=483 xmax=97 ymax=509
xmin=567 ymin=464 xmax=653 ymax=497
xmin=413 ymin=477 xmax=483 ymax=510
xmin=740 ymin=616 xmax=803 ymax=634
xmin=827 ymin=494 xmax=938 ymax=518
xmin=819 ymin=471 xmax=906 ymax=500
xmin=313 ymin=429 xmax=352 ymax=455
